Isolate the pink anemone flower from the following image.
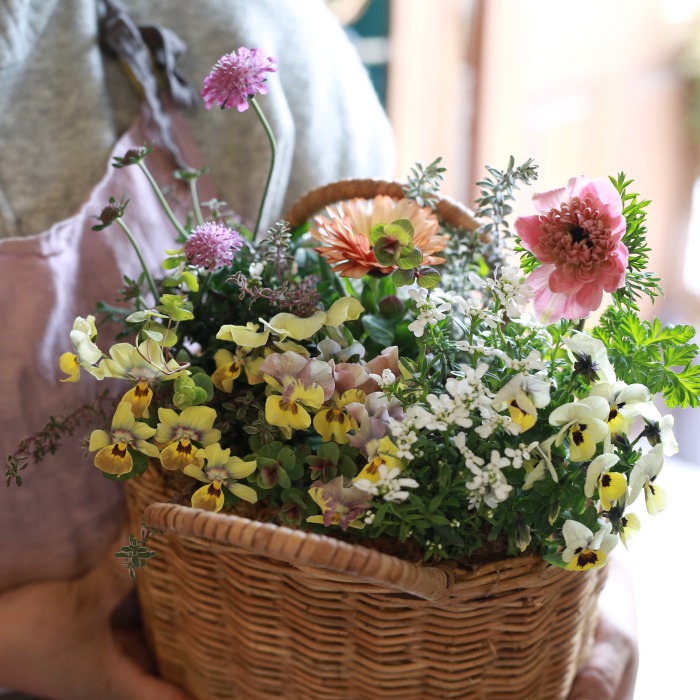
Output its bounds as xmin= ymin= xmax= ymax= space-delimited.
xmin=515 ymin=176 xmax=628 ymax=323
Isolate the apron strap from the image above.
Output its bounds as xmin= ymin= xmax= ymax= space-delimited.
xmin=98 ymin=0 xmax=197 ymax=169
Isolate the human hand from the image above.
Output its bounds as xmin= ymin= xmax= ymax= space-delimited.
xmin=568 ymin=553 xmax=639 ymax=700
xmin=0 ymin=529 xmax=191 ymax=700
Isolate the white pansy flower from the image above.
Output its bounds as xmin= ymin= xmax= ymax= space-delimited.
xmin=549 ymin=396 xmax=610 ymax=462
xmin=563 ymin=333 xmax=616 ymax=384
xmin=523 ymin=437 xmax=558 ymax=490
xmin=584 ymin=453 xmax=626 ymax=510
xmin=492 ymin=374 xmax=551 ymax=433
xmin=638 ymin=405 xmax=679 ymax=456
xmin=589 ymin=381 xmax=652 ymax=436
xmin=561 ymin=520 xmax=618 ymax=570
xmin=628 ymin=444 xmax=667 ymax=515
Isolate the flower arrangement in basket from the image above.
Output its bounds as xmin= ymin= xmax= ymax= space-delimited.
xmin=8 ymin=47 xmax=700 ymax=700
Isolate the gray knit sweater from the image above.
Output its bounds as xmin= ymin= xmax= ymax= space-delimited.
xmin=0 ymin=0 xmax=395 ymax=239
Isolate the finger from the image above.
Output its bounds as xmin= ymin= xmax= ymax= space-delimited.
xmin=107 ymin=641 xmax=193 ymax=700
xmin=82 ymin=525 xmax=136 ymax=616
xmin=569 ymin=637 xmax=632 ymax=700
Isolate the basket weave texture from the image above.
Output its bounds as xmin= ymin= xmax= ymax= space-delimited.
xmin=126 ymin=467 xmax=604 ymax=700
xmin=125 ymin=181 xmax=606 ymax=699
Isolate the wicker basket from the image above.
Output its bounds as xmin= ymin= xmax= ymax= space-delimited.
xmin=124 ymin=181 xmax=606 ymax=699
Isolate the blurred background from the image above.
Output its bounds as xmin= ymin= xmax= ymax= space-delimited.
xmin=333 ymin=0 xmax=700 ymax=697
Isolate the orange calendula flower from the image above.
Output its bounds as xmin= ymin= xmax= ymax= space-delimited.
xmin=310 ymin=195 xmax=447 ymax=278
xmin=88 ymin=402 xmax=159 ymax=476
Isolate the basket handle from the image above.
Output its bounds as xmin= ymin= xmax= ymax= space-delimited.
xmin=144 ymin=502 xmax=452 ymax=601
xmin=284 ymin=178 xmax=479 ymax=232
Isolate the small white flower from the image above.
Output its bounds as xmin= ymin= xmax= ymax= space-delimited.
xmin=355 ymin=463 xmax=418 ymax=503
xmin=369 ymin=368 xmax=396 ymax=388
xmin=248 ymin=261 xmax=264 ymax=279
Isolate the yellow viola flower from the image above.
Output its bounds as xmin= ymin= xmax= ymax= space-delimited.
xmin=104 ymin=339 xmax=186 ymax=418
xmin=629 ymin=444 xmax=667 ymax=515
xmin=584 ymin=453 xmax=627 ymax=510
xmin=216 ymin=322 xmax=269 ymax=348
xmin=211 ymin=348 xmax=242 ymax=392
xmin=185 ymin=444 xmax=257 ymax=512
xmin=561 ymin=520 xmax=618 ymax=571
xmin=354 ymin=436 xmax=402 ymax=484
xmin=324 ymin=297 xmax=364 ymax=328
xmin=307 ymin=476 xmax=370 ymax=530
xmin=88 ymin=402 xmax=159 ymax=476
xmin=265 ymin=381 xmax=325 ymax=432
xmin=265 ymin=310 xmax=327 ymax=341
xmin=549 ymin=396 xmax=610 ymax=462
xmin=155 ymin=406 xmax=221 ymax=471
xmin=60 ymin=315 xmax=108 ymax=382
xmin=313 ymin=389 xmax=365 ymax=443
xmin=59 ymin=352 xmax=81 ymax=383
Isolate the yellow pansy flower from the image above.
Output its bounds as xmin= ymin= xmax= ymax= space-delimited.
xmin=324 ymin=297 xmax=364 ymax=328
xmin=185 ymin=444 xmax=257 ymax=512
xmin=313 ymin=389 xmax=365 ymax=443
xmin=265 ymin=381 xmax=325 ymax=432
xmin=265 ymin=310 xmax=327 ymax=341
xmin=88 ymin=402 xmax=159 ymax=476
xmin=155 ymin=406 xmax=221 ymax=471
xmin=216 ymin=322 xmax=269 ymax=348
xmin=211 ymin=348 xmax=242 ymax=392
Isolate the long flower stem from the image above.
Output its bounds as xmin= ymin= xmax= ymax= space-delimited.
xmin=116 ymin=219 xmax=160 ymax=303
xmin=190 ymin=179 xmax=204 ymax=227
xmin=138 ymin=162 xmax=189 ymax=239
xmin=249 ymin=96 xmax=277 ymax=240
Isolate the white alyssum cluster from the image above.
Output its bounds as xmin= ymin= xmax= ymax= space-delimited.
xmin=407 ymin=288 xmax=452 ymax=337
xmin=468 ymin=266 xmax=534 ymax=319
xmin=354 ymin=464 xmax=419 ymax=503
xmin=465 ymin=449 xmax=513 ymax=510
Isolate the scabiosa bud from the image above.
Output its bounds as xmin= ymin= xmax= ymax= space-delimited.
xmin=201 ymin=47 xmax=277 ymax=112
xmin=92 ymin=195 xmax=129 ymax=231
xmin=184 ymin=222 xmax=243 ymax=271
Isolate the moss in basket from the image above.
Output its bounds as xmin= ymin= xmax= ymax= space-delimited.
xmin=9 ymin=45 xmax=699 ymax=581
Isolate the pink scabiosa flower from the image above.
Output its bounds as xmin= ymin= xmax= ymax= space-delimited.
xmin=185 ymin=222 xmax=243 ymax=271
xmin=201 ymin=47 xmax=277 ymax=112
xmin=515 ymin=176 xmax=629 ymax=323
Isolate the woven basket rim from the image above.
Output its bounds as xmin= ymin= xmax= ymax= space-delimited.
xmin=144 ymin=501 xmax=563 ymax=602
xmin=283 ymin=178 xmax=480 ymax=232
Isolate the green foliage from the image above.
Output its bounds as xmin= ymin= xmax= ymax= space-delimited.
xmin=402 ymin=157 xmax=446 ymax=209
xmin=609 ymin=173 xmax=663 ymax=310
xmin=593 ymin=307 xmax=700 ymax=408
xmin=115 ymin=529 xmax=157 ymax=580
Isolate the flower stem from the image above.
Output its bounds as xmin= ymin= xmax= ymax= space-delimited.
xmin=138 ymin=162 xmax=189 ymax=239
xmin=249 ymin=95 xmax=277 ymax=240
xmin=190 ymin=179 xmax=204 ymax=227
xmin=116 ymin=219 xmax=160 ymax=303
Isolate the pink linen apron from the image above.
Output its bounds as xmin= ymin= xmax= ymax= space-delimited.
xmin=0 ymin=8 xmax=213 ymax=591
